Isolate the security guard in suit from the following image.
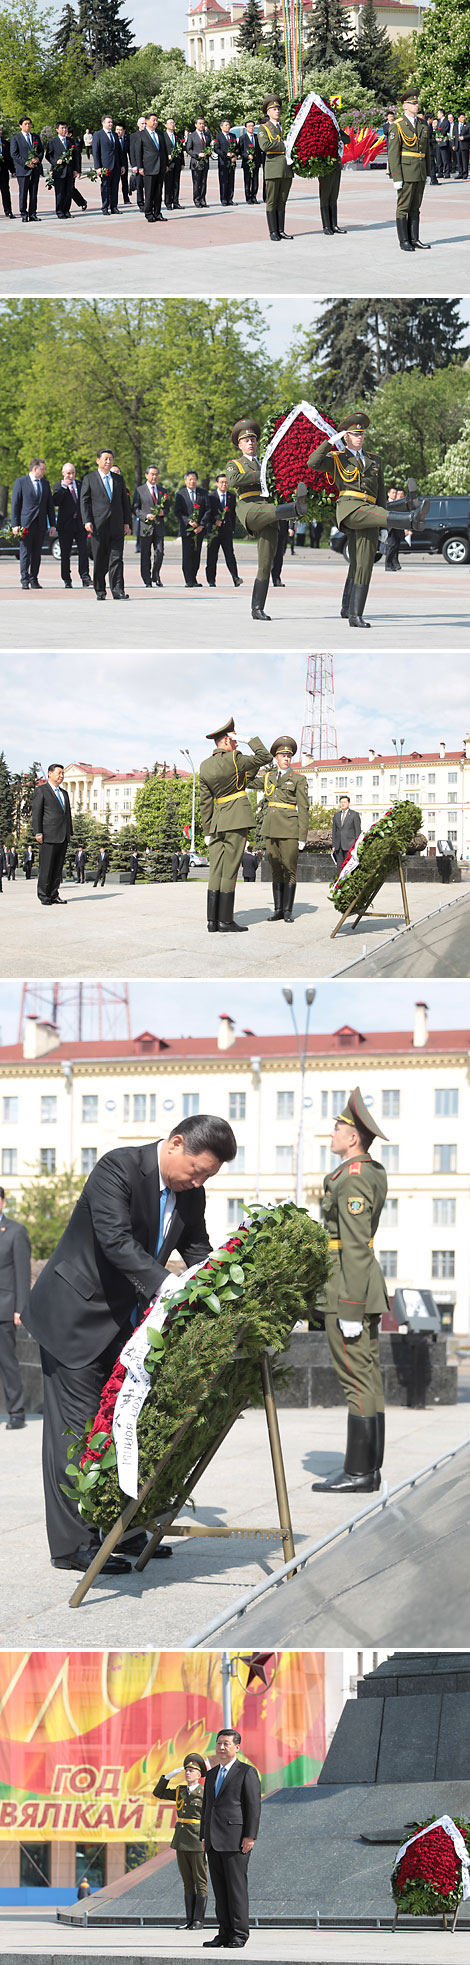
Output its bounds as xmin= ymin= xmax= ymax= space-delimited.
xmin=257 ymin=94 xmax=293 ymax=240
xmin=199 ymin=715 xmax=271 ymax=935
xmin=388 ymin=82 xmax=431 ymax=252
xmin=313 ymin=1086 xmax=389 ymax=1495
xmin=154 ymin=1755 xmax=208 ymax=1930
xmin=261 ymin=736 xmax=309 ymax=923
xmin=226 ymin=417 xmax=307 ymax=621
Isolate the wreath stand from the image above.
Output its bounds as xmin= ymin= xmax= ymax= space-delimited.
xmin=69 ymin=1348 xmax=295 ymax=1609
xmin=330 ymin=852 xmax=411 ymax=940
xmin=392 ymin=1900 xmax=461 ymax=1935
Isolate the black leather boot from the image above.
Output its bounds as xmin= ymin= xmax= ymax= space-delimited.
xmin=372 ymin=1411 xmax=385 ymax=1491
xmin=283 ymin=882 xmax=296 ymax=921
xmin=278 ymin=209 xmax=293 ymax=238
xmin=331 ymin=205 xmax=347 ymax=233
xmin=207 ymin=889 xmax=219 ymax=933
xmin=193 ymin=1894 xmax=207 ymax=1929
xmin=396 ymin=212 xmax=414 ymax=251
xmin=267 ymin=209 xmax=280 ymax=241
xmin=312 ymin=1413 xmax=377 ymax=1492
xmin=251 ymin=577 xmax=270 ymax=621
xmin=349 ymin=582 xmax=371 ymax=628
xmin=321 ymin=214 xmax=334 ymax=233
xmin=218 ymin=890 xmax=247 ymax=933
xmin=179 ymin=1892 xmax=196 ymax=1929
xmin=340 ymin=566 xmax=353 ymax=618
xmin=409 ymin=212 xmax=431 ymax=248
xmin=268 ymin=882 xmax=284 ymax=920
xmin=411 ymin=496 xmax=430 ymax=531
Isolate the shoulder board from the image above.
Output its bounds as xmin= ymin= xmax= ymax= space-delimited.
xmin=348 ymin=1161 xmax=363 ymax=1175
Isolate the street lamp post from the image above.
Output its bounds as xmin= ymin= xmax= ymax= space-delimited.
xmin=180 ymin=747 xmax=196 ymax=854
xmin=392 ymin=737 xmax=405 ymax=800
xmin=282 ymin=988 xmax=316 ymax=1206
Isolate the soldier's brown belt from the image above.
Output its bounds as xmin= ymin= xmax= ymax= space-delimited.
xmin=329 ymin=1237 xmax=374 ymax=1249
xmin=215 ymin=791 xmax=248 ymax=805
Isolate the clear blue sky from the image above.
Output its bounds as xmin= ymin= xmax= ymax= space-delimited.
xmin=1 ymin=980 xmax=469 ymax=1045
xmin=132 ymin=0 xmax=189 ymax=54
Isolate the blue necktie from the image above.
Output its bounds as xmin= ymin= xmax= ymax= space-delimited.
xmin=215 ymin=1766 xmax=227 ymax=1798
xmin=104 ymin=474 xmax=112 ymax=498
xmin=151 ymin=132 xmax=159 ymax=149
xmin=156 ymin=1186 xmax=169 ymax=1255
xmin=55 ymin=788 xmax=65 ymax=808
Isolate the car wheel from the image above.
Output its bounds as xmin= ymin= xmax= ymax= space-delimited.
xmin=52 ymin=539 xmax=61 ymax=560
xmin=442 ymin=536 xmax=470 ymax=565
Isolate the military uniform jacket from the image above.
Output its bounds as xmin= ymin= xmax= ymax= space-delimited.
xmin=321 ymin=1152 xmax=389 ymax=1318
xmin=225 ymin=455 xmax=267 ymax=523
xmin=388 ymin=114 xmax=429 ymax=184
xmin=257 ymin=118 xmax=290 ymax=180
xmin=199 ymin=738 xmax=271 ymax=837
xmin=153 ymin=1776 xmax=204 ymax=1851
xmin=310 ymin=441 xmax=386 ymax=521
xmin=261 ymin=766 xmax=309 ymax=841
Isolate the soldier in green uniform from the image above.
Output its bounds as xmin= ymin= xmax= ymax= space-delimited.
xmin=226 ymin=417 xmax=307 ymax=621
xmin=310 ymin=412 xmax=429 ymax=629
xmin=388 ymin=82 xmax=431 ymax=252
xmin=154 ymin=1754 xmax=208 ymax=1930
xmin=318 ymin=97 xmax=347 ymax=235
xmin=260 ymin=735 xmax=309 ymax=923
xmin=257 ymin=94 xmax=293 ymax=241
xmin=199 ymin=714 xmax=271 ymax=934
xmin=312 ymin=1086 xmax=389 ymax=1495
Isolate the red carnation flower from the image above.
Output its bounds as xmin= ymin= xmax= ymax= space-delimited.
xmin=268 ymin=409 xmax=337 ymax=503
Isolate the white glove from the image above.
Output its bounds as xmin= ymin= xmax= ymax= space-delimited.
xmin=298 ymin=840 xmax=306 ymax=851
xmin=426 ymin=175 xmax=431 ymax=185
xmin=393 ymin=181 xmax=402 ymax=189
xmin=204 ymin=834 xmax=212 ymax=845
xmin=339 ymin=1319 xmax=363 ymax=1337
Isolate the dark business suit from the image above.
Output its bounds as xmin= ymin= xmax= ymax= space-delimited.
xmin=75 ymin=847 xmax=87 ymax=882
xmin=80 ymin=468 xmax=129 ymax=597
xmin=93 ymin=848 xmax=109 ymax=887
xmin=201 ymin=1759 xmax=261 ymax=1946
xmin=52 ymin=479 xmax=90 ymax=585
xmin=214 ymin=129 xmax=238 ymax=205
xmin=6 ymin=847 xmax=18 ymax=880
xmin=23 ymin=1140 xmax=212 ymax=1557
xmin=91 ymin=126 xmax=120 ymax=211
xmin=10 ymin=129 xmax=43 ymax=217
xmin=32 ymin=779 xmax=73 ymax=903
xmin=239 ymin=128 xmax=261 ymax=202
xmin=0 ymin=133 xmax=14 ymax=216
xmin=129 ymin=851 xmax=139 ymax=884
xmin=11 ymin=472 xmax=55 ymax=586
xmin=456 ymin=120 xmax=470 ymax=177
xmin=0 ymin=1213 xmax=31 ymax=1421
xmin=45 ymin=134 xmax=74 ymax=215
xmin=174 ymin=484 xmax=208 ymax=585
xmin=130 ymin=128 xmax=145 ymax=208
xmin=68 ymin=134 xmax=87 ymax=209
xmin=115 ymin=129 xmax=130 ymax=201
xmin=132 ymin=480 xmax=167 ymax=586
xmin=185 ymin=128 xmax=211 ymax=205
xmin=436 ymin=115 xmax=451 ymax=176
xmin=332 ymin=806 xmax=361 ymax=872
xmin=163 ymin=127 xmax=183 ymax=207
xmin=135 ymin=125 xmax=165 ymax=220
xmin=23 ymin=846 xmax=35 ymax=878
xmin=205 ymin=488 xmax=239 ymax=587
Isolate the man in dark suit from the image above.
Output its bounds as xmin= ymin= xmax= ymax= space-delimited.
xmin=185 ymin=118 xmax=211 ymax=206
xmin=136 ymin=111 xmax=166 ymax=223
xmin=456 ymin=113 xmax=470 ymax=177
xmin=6 ymin=846 xmax=18 ymax=880
xmin=436 ymin=110 xmax=451 ymax=176
xmin=23 ymin=845 xmax=35 ymax=878
xmin=32 ymin=764 xmax=73 ymax=905
xmin=23 ymin=1115 xmax=237 ymax=1570
xmin=242 ymin=845 xmax=261 ymax=881
xmin=11 ymin=457 xmax=56 ymax=589
xmin=52 ymin=462 xmax=91 ymax=588
xmin=80 ymin=448 xmax=131 ymax=600
xmin=129 ymin=118 xmax=146 ymax=210
xmin=93 ymin=846 xmax=109 ymax=887
xmin=45 ymin=122 xmax=75 ymax=217
xmin=75 ymin=845 xmax=87 ymax=882
xmin=129 ymin=847 xmax=139 ymax=884
xmin=115 ymin=122 xmax=131 ymax=202
xmin=201 ymin=1729 xmax=261 ymax=1949
xmin=92 ymin=115 xmax=120 ymax=212
xmin=67 ymin=128 xmax=87 ymax=210
xmin=10 ymin=117 xmax=43 ymax=220
xmin=332 ymin=795 xmax=361 ymax=873
xmin=0 ymin=125 xmax=15 ymax=217
xmin=132 ymin=467 xmax=168 ymax=587
xmin=163 ymin=118 xmax=184 ymax=207
xmin=0 ymin=1189 xmax=30 ymax=1430
xmin=214 ymin=120 xmax=238 ymax=205
xmin=206 ymin=474 xmax=242 ymax=590
xmin=239 ymin=121 xmax=261 ymax=202
xmin=175 ymin=471 xmax=208 ymax=587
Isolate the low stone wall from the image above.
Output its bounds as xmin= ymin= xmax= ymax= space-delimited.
xmin=261 ymin=855 xmax=461 ymax=884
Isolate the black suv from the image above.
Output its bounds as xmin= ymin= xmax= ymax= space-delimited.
xmin=330 ymin=494 xmax=470 ymax=566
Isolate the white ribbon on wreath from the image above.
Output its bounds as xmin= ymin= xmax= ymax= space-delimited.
xmin=332 ymin=833 xmax=364 ymax=893
xmin=113 ymin=1257 xmax=206 ymax=1498
xmin=260 ymin=400 xmax=337 ymax=498
xmin=391 ymin=1815 xmax=470 ymax=1901
xmin=285 ymin=92 xmax=344 ymax=168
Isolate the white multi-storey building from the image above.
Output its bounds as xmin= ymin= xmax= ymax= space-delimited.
xmin=303 ymin=738 xmax=470 ymax=859
xmin=1 ymin=1003 xmax=469 ymax=1330
xmin=59 ymin=763 xmax=189 ymax=834
xmin=187 ymin=0 xmax=420 ymax=74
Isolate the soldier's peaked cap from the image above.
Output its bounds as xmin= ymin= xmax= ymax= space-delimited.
xmin=183 ymin=1752 xmax=207 ymax=1776
xmin=270 ymin=735 xmax=297 ymax=757
xmin=261 ymin=96 xmax=282 ymax=114
xmin=231 ymin=416 xmax=261 ymax=445
xmin=342 ymin=408 xmax=370 ymax=430
xmin=206 ymin=714 xmax=236 ymax=743
xmin=402 ymin=78 xmax=420 ymax=100
xmin=338 ymin=1086 xmax=388 ymax=1142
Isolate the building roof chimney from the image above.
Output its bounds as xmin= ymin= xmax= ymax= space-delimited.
xmin=218 ymin=1014 xmax=237 ymax=1052
xmin=23 ymin=1017 xmax=62 ymax=1060
xmin=439 ymin=740 xmax=445 ymax=760
xmin=413 ymin=1001 xmax=429 ymax=1050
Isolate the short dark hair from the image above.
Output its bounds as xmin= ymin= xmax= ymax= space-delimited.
xmin=97 ymin=447 xmax=113 ymax=459
xmin=29 ymin=458 xmax=41 ymax=470
xmin=0 ymin=1187 xmax=4 ymax=1201
xmin=185 ymin=468 xmax=197 ymax=477
xmin=169 ymin=1114 xmax=237 ymax=1162
xmin=48 ymin=763 xmax=64 ymax=774
xmin=339 ymin=793 xmax=350 ymax=803
xmin=216 ymin=1729 xmax=241 ymax=1745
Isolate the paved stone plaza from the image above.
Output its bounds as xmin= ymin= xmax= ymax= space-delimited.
xmin=1 ymin=168 xmax=466 ymax=298
xmin=1 ymin=1907 xmax=467 ymax=1961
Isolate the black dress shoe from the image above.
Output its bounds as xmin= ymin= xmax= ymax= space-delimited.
xmin=207 ymin=581 xmax=216 ymax=588
xmin=30 ymin=578 xmax=41 ymax=588
xmin=6 ymin=1415 xmax=25 ymax=1430
xmin=113 ymin=590 xmax=130 ymax=599
xmin=21 ymin=581 xmax=30 ymax=589
xmin=233 ymin=576 xmax=243 ymax=586
xmin=82 ymin=575 xmax=91 ymax=586
xmin=203 ymin=1938 xmax=227 ymax=1948
xmin=96 ymin=590 xmax=106 ymax=599
xmin=122 ymin=1532 xmax=172 ymax=1559
xmin=52 ymin=1546 xmax=132 ymax=1573
xmin=64 ymin=580 xmax=72 ymax=589
xmin=52 ymin=894 xmax=67 ymax=903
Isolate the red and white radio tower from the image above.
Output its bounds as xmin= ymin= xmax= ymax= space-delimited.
xmin=18 ymin=983 xmax=132 ymax=1044
xmin=300 ymin=654 xmax=338 ymax=763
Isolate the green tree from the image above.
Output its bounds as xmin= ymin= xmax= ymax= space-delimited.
xmin=297 ymin=299 xmax=468 ymax=413
xmin=153 ymin=793 xmax=185 ymax=883
xmin=53 ymin=3 xmax=81 ymax=54
xmin=368 ymin=367 xmax=470 ymax=485
xmin=425 ymin=415 xmax=470 ymax=494
xmin=237 ymin=0 xmax=264 ymax=58
xmin=0 ymin=751 xmax=14 ymax=842
xmin=77 ymin=0 xmax=135 ymax=75
xmin=7 ymin=1166 xmax=85 ymax=1258
xmin=18 ymin=761 xmax=42 ymax=834
xmin=266 ymin=1 xmax=284 ymax=70
xmin=305 ymin=0 xmax=354 ymax=68
xmin=134 ymin=775 xmax=204 ymax=852
xmin=355 ymin=0 xmax=399 ymax=101
xmin=416 ymin=0 xmax=470 ymax=110
xmin=0 ymin=0 xmax=60 ymax=126
xmin=301 ymin=58 xmax=375 ymax=122
xmin=150 ymin=53 xmax=289 ymax=133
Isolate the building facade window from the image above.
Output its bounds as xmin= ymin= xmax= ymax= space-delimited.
xmin=276 ymin=1145 xmax=293 ymax=1172
xmin=433 ymin=1144 xmax=457 ymax=1173
xmin=182 ymin=1092 xmax=199 ymax=1118
xmin=227 ymin=1198 xmax=245 ymax=1227
xmin=331 ymin=1089 xmax=346 ymax=1118
xmin=382 ymin=1196 xmax=398 ymax=1226
xmin=2 ymin=1096 xmax=18 ymax=1123
xmin=432 ymin=1250 xmax=455 ymax=1279
xmin=381 ymin=1143 xmax=399 ymax=1173
xmin=234 ymin=1144 xmax=245 ymax=1172
xmin=433 ymin=1197 xmax=456 ymax=1225
xmin=149 ymin=1092 xmax=156 ymax=1124
xmin=382 ymin=1090 xmax=400 ymax=1119
xmin=82 ymin=1095 xmax=98 ymax=1124
xmin=133 ymin=1093 xmax=147 ymax=1122
xmin=229 ymin=1092 xmax=246 ymax=1121
xmin=379 ymin=1250 xmax=397 ymax=1279
xmin=20 ymin=1843 xmax=51 ymax=1888
xmin=40 ymin=1095 xmax=57 ymax=1124
xmin=2 ymin=1148 xmax=17 ymax=1175
xmin=123 ymin=1094 xmax=130 ymax=1121
xmin=81 ymin=1146 xmax=97 ymax=1175
xmin=435 ymin=1088 xmax=458 ymax=1116
xmin=277 ymin=1090 xmax=294 ymax=1119
xmin=40 ymin=1147 xmax=56 ymax=1174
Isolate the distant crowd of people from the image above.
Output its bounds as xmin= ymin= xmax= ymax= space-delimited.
xmin=0 ymin=111 xmax=270 ymax=223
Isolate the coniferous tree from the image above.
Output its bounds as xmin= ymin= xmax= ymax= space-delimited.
xmin=354 ymin=0 xmax=399 ymax=100
xmin=306 ymin=299 xmax=468 ymax=410
xmin=77 ymin=0 xmax=136 ymax=75
xmin=304 ymin=0 xmax=354 ymax=67
xmin=0 ymin=752 xmax=14 ymax=845
xmin=53 ymin=4 xmax=81 ymax=56
xmin=237 ymin=0 xmax=264 ymax=59
xmin=153 ymin=794 xmax=185 ymax=883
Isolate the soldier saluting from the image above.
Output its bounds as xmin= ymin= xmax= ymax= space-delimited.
xmin=257 ymin=94 xmax=293 ymax=241
xmin=226 ymin=416 xmax=307 ymax=621
xmin=199 ymin=715 xmax=271 ymax=934
xmin=154 ymin=1754 xmax=208 ymax=1931
xmin=313 ymin=1087 xmax=389 ymax=1496
xmin=261 ymin=736 xmax=309 ymax=924
xmin=388 ymin=82 xmax=431 ymax=253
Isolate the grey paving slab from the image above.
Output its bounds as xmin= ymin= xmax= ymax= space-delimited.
xmin=0 ymin=870 xmax=465 ymax=981
xmin=3 ymin=1924 xmax=470 ymax=1962
xmin=339 ymin=889 xmax=470 ymax=977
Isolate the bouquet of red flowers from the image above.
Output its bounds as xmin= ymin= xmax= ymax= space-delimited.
xmin=187 ymin=501 xmax=202 ymax=534
xmin=286 ymin=92 xmax=341 ymax=180
xmin=143 ymin=490 xmax=170 ymax=532
xmin=261 ymin=402 xmax=338 ymax=511
xmin=391 ymin=1816 xmax=470 ymax=1921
